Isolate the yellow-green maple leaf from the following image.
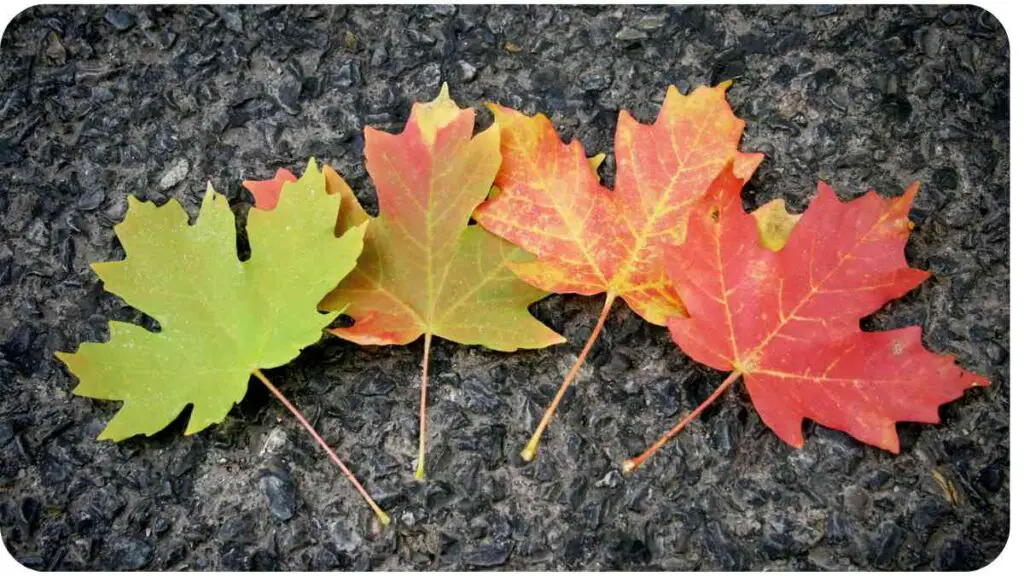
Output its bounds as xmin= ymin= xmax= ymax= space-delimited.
xmin=56 ymin=159 xmax=367 ymax=441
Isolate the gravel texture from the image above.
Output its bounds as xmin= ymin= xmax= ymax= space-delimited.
xmin=0 ymin=4 xmax=1008 ymax=571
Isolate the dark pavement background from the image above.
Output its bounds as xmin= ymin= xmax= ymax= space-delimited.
xmin=0 ymin=4 xmax=1009 ymax=570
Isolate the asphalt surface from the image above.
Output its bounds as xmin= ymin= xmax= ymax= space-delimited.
xmin=0 ymin=4 xmax=1009 ymax=570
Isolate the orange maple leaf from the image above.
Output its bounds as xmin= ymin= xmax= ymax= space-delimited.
xmin=624 ymin=165 xmax=989 ymax=471
xmin=473 ymin=82 xmax=762 ymax=460
xmin=243 ymin=86 xmax=564 ymax=480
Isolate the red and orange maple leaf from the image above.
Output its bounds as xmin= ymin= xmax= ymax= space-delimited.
xmin=625 ymin=164 xmax=989 ymax=471
xmin=473 ymin=82 xmax=762 ymax=460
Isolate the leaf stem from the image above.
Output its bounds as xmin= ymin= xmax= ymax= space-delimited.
xmin=415 ymin=332 xmax=432 ymax=481
xmin=622 ymin=369 xmax=742 ymax=473
xmin=252 ymin=369 xmax=390 ymax=526
xmin=521 ymin=291 xmax=617 ymax=462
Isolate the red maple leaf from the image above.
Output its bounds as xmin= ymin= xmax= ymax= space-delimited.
xmin=625 ymin=165 xmax=989 ymax=471
xmin=243 ymin=168 xmax=297 ymax=210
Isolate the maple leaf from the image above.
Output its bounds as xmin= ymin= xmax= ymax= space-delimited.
xmin=245 ymin=164 xmax=368 ymax=236
xmin=243 ymin=168 xmax=297 ymax=210
xmin=472 ymin=82 xmax=763 ymax=460
xmin=56 ymin=160 xmax=390 ymax=524
xmin=623 ymin=165 xmax=989 ymax=471
xmin=244 ymin=85 xmax=565 ymax=480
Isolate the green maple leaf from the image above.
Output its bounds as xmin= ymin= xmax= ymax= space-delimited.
xmin=57 ymin=159 xmax=366 ymax=440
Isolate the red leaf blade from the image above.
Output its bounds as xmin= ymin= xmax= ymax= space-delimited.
xmin=666 ymin=166 xmax=989 ymax=452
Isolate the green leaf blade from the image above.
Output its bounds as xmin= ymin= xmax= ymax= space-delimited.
xmin=58 ymin=159 xmax=365 ymax=440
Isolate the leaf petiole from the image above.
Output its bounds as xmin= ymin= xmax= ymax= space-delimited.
xmin=622 ymin=369 xmax=742 ymax=473
xmin=252 ymin=369 xmax=390 ymax=525
xmin=521 ymin=291 xmax=617 ymax=462
xmin=415 ymin=333 xmax=432 ymax=481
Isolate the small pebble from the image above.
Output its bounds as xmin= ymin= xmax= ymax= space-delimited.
xmin=275 ymin=79 xmax=302 ymax=115
xmin=113 ymin=540 xmax=152 ymax=570
xmin=457 ymin=60 xmax=478 ymax=82
xmin=333 ymin=60 xmax=361 ymax=88
xmin=158 ymin=159 xmax=189 ymax=190
xmin=636 ymin=15 xmax=665 ymax=31
xmin=615 ymin=27 xmax=647 ymax=42
xmin=222 ymin=10 xmax=243 ymax=34
xmin=44 ymin=32 xmax=66 ymax=65
xmin=464 ymin=543 xmax=511 ymax=567
xmin=104 ymin=8 xmax=136 ymax=31
xmin=259 ymin=471 xmax=296 ymax=522
xmin=328 ymin=520 xmax=363 ymax=553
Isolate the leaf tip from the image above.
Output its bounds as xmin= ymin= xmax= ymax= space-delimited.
xmin=96 ymin=427 xmax=121 ymax=442
xmin=54 ymin=350 xmax=73 ymax=368
xmin=815 ymin=180 xmax=837 ymax=200
xmin=183 ymin=419 xmax=209 ymax=437
xmin=732 ymin=152 xmax=764 ymax=180
xmin=902 ymin=180 xmax=922 ymax=207
xmin=323 ymin=163 xmax=341 ymax=184
xmin=484 ymin=103 xmax=510 ymax=133
xmin=411 ymin=83 xmax=464 ymax=144
xmin=347 ymin=219 xmax=371 ymax=244
xmin=717 ymin=79 xmax=735 ymax=91
xmin=304 ymin=156 xmax=321 ymax=175
xmin=880 ymin=426 xmax=901 ymax=454
xmin=753 ymin=198 xmax=800 ymax=252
